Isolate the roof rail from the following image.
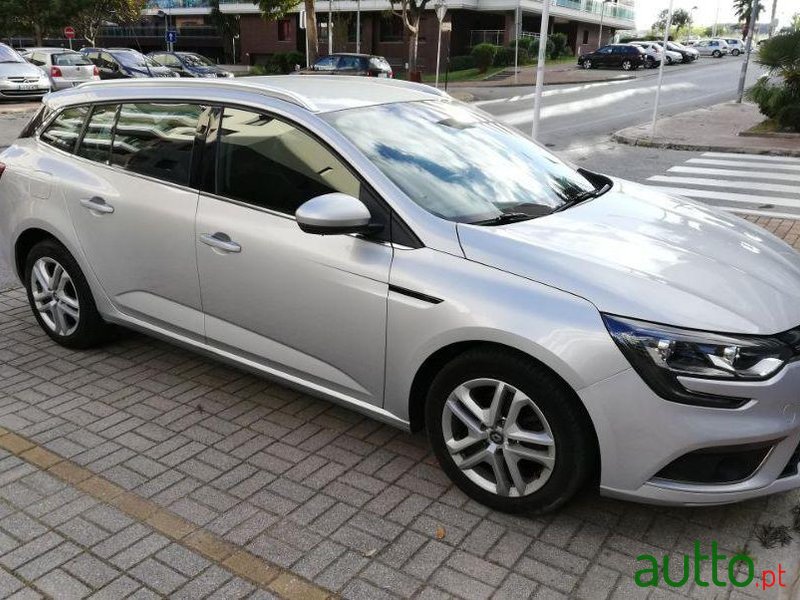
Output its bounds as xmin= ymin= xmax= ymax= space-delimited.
xmin=368 ymin=78 xmax=451 ymax=99
xmin=75 ymin=78 xmax=318 ymax=111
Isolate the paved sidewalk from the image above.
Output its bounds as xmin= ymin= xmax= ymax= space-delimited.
xmin=447 ymin=63 xmax=640 ymax=88
xmin=0 ymin=215 xmax=799 ymax=599
xmin=613 ymin=102 xmax=800 ymax=157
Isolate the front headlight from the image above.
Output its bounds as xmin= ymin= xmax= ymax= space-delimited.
xmin=602 ymin=315 xmax=797 ymax=408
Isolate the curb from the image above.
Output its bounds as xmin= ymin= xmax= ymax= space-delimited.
xmin=450 ymin=74 xmax=637 ymax=89
xmin=611 ymin=131 xmax=800 ymax=158
xmin=0 ymin=105 xmax=38 ymax=116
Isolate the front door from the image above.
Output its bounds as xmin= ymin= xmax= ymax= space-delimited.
xmin=195 ymin=107 xmax=393 ymax=405
xmin=65 ymin=101 xmax=206 ymax=337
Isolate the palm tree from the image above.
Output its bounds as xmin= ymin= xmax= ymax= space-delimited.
xmin=733 ymin=0 xmax=765 ymax=40
xmin=757 ymin=30 xmax=800 ymax=95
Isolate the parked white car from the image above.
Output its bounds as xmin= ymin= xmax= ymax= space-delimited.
xmin=630 ymin=42 xmax=664 ymax=68
xmin=0 ymin=43 xmax=51 ymax=100
xmin=723 ymin=38 xmax=745 ymax=56
xmin=694 ymin=39 xmax=730 ymax=57
xmin=652 ymin=42 xmax=684 ymax=65
xmin=26 ymin=48 xmax=100 ymax=90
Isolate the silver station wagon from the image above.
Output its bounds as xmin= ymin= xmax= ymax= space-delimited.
xmin=1 ymin=77 xmax=799 ymax=513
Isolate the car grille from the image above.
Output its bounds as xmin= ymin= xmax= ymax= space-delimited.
xmin=6 ymin=77 xmax=40 ymax=83
xmin=0 ymin=89 xmax=48 ymax=96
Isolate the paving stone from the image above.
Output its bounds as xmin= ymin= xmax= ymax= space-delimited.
xmin=129 ymin=557 xmax=188 ymax=594
xmin=16 ymin=541 xmax=82 ymax=580
xmin=64 ymin=553 xmax=121 ymax=588
xmin=171 ymin=565 xmax=232 ymax=600
xmin=315 ymin=551 xmax=369 ymax=592
xmin=35 ymin=569 xmax=91 ymax=600
xmin=110 ymin=532 xmax=170 ymax=569
xmin=0 ymin=570 xmax=24 ymax=597
xmin=0 ymin=532 xmax=64 ymax=570
xmin=155 ymin=543 xmax=210 ymax=577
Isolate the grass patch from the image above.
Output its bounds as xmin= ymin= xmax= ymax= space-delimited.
xmin=745 ymin=118 xmax=800 ymax=135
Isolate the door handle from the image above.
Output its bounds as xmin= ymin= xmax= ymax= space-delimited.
xmin=80 ymin=196 xmax=114 ymax=214
xmin=200 ymin=232 xmax=241 ymax=253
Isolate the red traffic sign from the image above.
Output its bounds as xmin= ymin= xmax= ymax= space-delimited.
xmin=64 ymin=26 xmax=75 ymax=39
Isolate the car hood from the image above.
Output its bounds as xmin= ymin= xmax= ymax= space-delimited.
xmin=124 ymin=65 xmax=173 ymax=76
xmin=0 ymin=62 xmax=44 ymax=78
xmin=456 ymin=178 xmax=800 ymax=335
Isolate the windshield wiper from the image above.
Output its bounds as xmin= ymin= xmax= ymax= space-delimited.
xmin=470 ymin=212 xmax=537 ymax=226
xmin=551 ymin=181 xmax=612 ymax=214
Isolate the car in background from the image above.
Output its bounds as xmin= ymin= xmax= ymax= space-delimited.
xmin=694 ymin=39 xmax=729 ymax=58
xmin=26 ymin=48 xmax=100 ymax=90
xmin=148 ymin=51 xmax=233 ymax=78
xmin=629 ymin=42 xmax=664 ymax=68
xmin=578 ymin=44 xmax=646 ymax=71
xmin=80 ymin=48 xmax=178 ymax=79
xmin=0 ymin=43 xmax=50 ymax=100
xmin=296 ymin=53 xmax=393 ymax=77
xmin=665 ymin=41 xmax=699 ymax=62
xmin=651 ymin=42 xmax=685 ymax=65
xmin=723 ymin=38 xmax=745 ymax=56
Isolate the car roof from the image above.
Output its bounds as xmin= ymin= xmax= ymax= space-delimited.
xmin=44 ymin=75 xmax=449 ymax=114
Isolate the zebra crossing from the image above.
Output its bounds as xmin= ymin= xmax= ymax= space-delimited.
xmin=644 ymin=152 xmax=800 ymax=220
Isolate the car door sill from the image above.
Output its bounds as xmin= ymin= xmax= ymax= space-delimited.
xmin=104 ymin=312 xmax=410 ymax=430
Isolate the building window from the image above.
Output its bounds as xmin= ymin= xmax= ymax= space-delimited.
xmin=582 ymin=29 xmax=589 ymax=44
xmin=379 ymin=16 xmax=404 ymax=42
xmin=278 ymin=18 xmax=291 ymax=41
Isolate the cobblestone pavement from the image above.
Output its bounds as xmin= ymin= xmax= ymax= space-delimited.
xmin=0 ymin=218 xmax=799 ymax=599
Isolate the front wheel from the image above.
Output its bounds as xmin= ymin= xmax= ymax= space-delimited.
xmin=713 ymin=50 xmax=722 ymax=58
xmin=583 ymin=59 xmax=593 ymax=70
xmin=732 ymin=49 xmax=741 ymax=56
xmin=425 ymin=348 xmax=595 ymax=514
xmin=24 ymin=240 xmax=110 ymax=349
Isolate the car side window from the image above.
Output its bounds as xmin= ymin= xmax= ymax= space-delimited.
xmin=215 ymin=107 xmax=360 ymax=215
xmin=29 ymin=52 xmax=45 ymax=66
xmin=597 ymin=46 xmax=612 ymax=54
xmin=40 ymin=106 xmax=90 ymax=153
xmin=77 ymin=104 xmax=118 ymax=163
xmin=338 ymin=55 xmax=361 ymax=70
xmin=99 ymin=52 xmax=117 ymax=69
xmin=110 ymin=103 xmax=202 ymax=186
xmin=314 ymin=56 xmax=339 ymax=71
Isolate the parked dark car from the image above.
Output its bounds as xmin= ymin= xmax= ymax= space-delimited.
xmin=80 ymin=48 xmax=178 ymax=79
xmin=148 ymin=51 xmax=233 ymax=78
xmin=578 ymin=44 xmax=646 ymax=70
xmin=665 ymin=41 xmax=699 ymax=62
xmin=296 ymin=53 xmax=393 ymax=78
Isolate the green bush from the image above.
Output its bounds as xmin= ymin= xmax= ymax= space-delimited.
xmin=510 ymin=37 xmax=535 ymax=52
xmin=283 ymin=51 xmax=305 ymax=72
xmin=492 ymin=45 xmax=515 ymax=67
xmin=747 ymin=31 xmax=800 ymax=132
xmin=550 ymin=32 xmax=568 ymax=58
xmin=471 ymin=43 xmax=497 ymax=73
xmin=449 ymin=54 xmax=475 ymax=71
xmin=530 ymin=37 xmax=555 ymax=60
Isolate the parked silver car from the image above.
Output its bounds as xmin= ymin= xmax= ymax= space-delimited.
xmin=26 ymin=48 xmax=100 ymax=90
xmin=1 ymin=78 xmax=799 ymax=513
xmin=0 ymin=43 xmax=51 ymax=100
xmin=694 ymin=39 xmax=730 ymax=57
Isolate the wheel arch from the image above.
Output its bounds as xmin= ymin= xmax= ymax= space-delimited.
xmin=407 ymin=341 xmax=600 ymax=468
xmin=14 ymin=227 xmax=62 ymax=282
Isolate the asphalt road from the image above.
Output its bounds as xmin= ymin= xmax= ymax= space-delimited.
xmin=464 ymin=55 xmax=765 ymax=152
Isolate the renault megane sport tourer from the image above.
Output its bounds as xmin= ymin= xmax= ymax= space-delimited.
xmin=0 ymin=77 xmax=799 ymax=513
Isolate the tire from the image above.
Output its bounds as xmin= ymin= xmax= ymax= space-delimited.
xmin=666 ymin=56 xmax=673 ymax=65
xmin=425 ymin=347 xmax=596 ymax=514
xmin=621 ymin=60 xmax=632 ymax=71
xmin=732 ymin=49 xmax=740 ymax=56
xmin=713 ymin=50 xmax=722 ymax=58
xmin=583 ymin=59 xmax=592 ymax=70
xmin=24 ymin=239 xmax=109 ymax=349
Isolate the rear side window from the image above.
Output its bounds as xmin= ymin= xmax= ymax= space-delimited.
xmin=110 ymin=103 xmax=202 ymax=186
xmin=40 ymin=106 xmax=89 ymax=153
xmin=77 ymin=104 xmax=118 ymax=163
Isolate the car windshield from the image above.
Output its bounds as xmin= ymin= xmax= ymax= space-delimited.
xmin=53 ymin=52 xmax=92 ymax=66
xmin=0 ymin=45 xmax=23 ymax=63
xmin=179 ymin=53 xmax=214 ymax=67
xmin=323 ymin=101 xmax=597 ymax=223
xmin=113 ymin=51 xmax=159 ymax=68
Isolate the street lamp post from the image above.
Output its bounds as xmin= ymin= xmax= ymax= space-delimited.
xmin=328 ymin=0 xmax=333 ymax=54
xmin=513 ymin=0 xmax=520 ymax=84
xmin=434 ymin=1 xmax=447 ymax=88
xmin=651 ymin=0 xmax=674 ymax=138
xmin=531 ymin=0 xmax=551 ymax=139
xmin=712 ymin=0 xmax=720 ymax=37
xmin=356 ymin=0 xmax=361 ymax=53
xmin=597 ymin=0 xmax=611 ymax=49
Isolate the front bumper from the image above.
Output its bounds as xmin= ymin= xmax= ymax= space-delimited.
xmin=0 ymin=79 xmax=50 ymax=99
xmin=580 ymin=361 xmax=800 ymax=506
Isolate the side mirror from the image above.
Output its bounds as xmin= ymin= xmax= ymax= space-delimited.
xmin=295 ymin=193 xmax=380 ymax=235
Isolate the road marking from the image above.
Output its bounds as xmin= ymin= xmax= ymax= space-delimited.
xmin=473 ymin=78 xmax=633 ymax=106
xmin=668 ymin=166 xmax=800 ymax=183
xmin=645 ymin=186 xmax=800 ymax=210
xmin=701 ymin=151 xmax=800 ymax=164
xmin=716 ymin=206 xmax=800 ymax=220
xmin=687 ymin=158 xmax=800 ymax=172
xmin=648 ymin=175 xmax=800 ymax=195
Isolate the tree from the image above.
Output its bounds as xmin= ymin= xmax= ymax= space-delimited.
xmin=0 ymin=0 xmax=79 ymax=45
xmin=652 ymin=8 xmax=692 ymax=36
xmin=71 ymin=0 xmax=146 ymax=46
xmin=255 ymin=0 xmax=317 ymax=64
xmin=390 ymin=0 xmax=431 ymax=76
xmin=747 ymin=30 xmax=800 ymax=131
xmin=210 ymin=0 xmax=240 ymax=63
xmin=734 ymin=0 xmax=766 ymax=40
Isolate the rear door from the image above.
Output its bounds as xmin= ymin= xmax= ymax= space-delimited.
xmin=63 ymin=101 xmax=207 ymax=338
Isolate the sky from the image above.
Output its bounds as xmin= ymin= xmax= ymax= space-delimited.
xmin=634 ymin=0 xmax=800 ymax=31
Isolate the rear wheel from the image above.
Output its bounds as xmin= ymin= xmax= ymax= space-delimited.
xmin=425 ymin=348 xmax=595 ymax=514
xmin=24 ymin=240 xmax=109 ymax=349
xmin=622 ymin=60 xmax=633 ymax=71
xmin=666 ymin=56 xmax=673 ymax=65
xmin=713 ymin=50 xmax=722 ymax=58
xmin=732 ymin=49 xmax=741 ymax=56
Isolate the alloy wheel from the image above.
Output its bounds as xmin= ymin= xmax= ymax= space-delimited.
xmin=442 ymin=378 xmax=556 ymax=497
xmin=31 ymin=257 xmax=80 ymax=336
xmin=622 ymin=60 xmax=632 ymax=70
xmin=583 ymin=60 xmax=592 ymax=69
